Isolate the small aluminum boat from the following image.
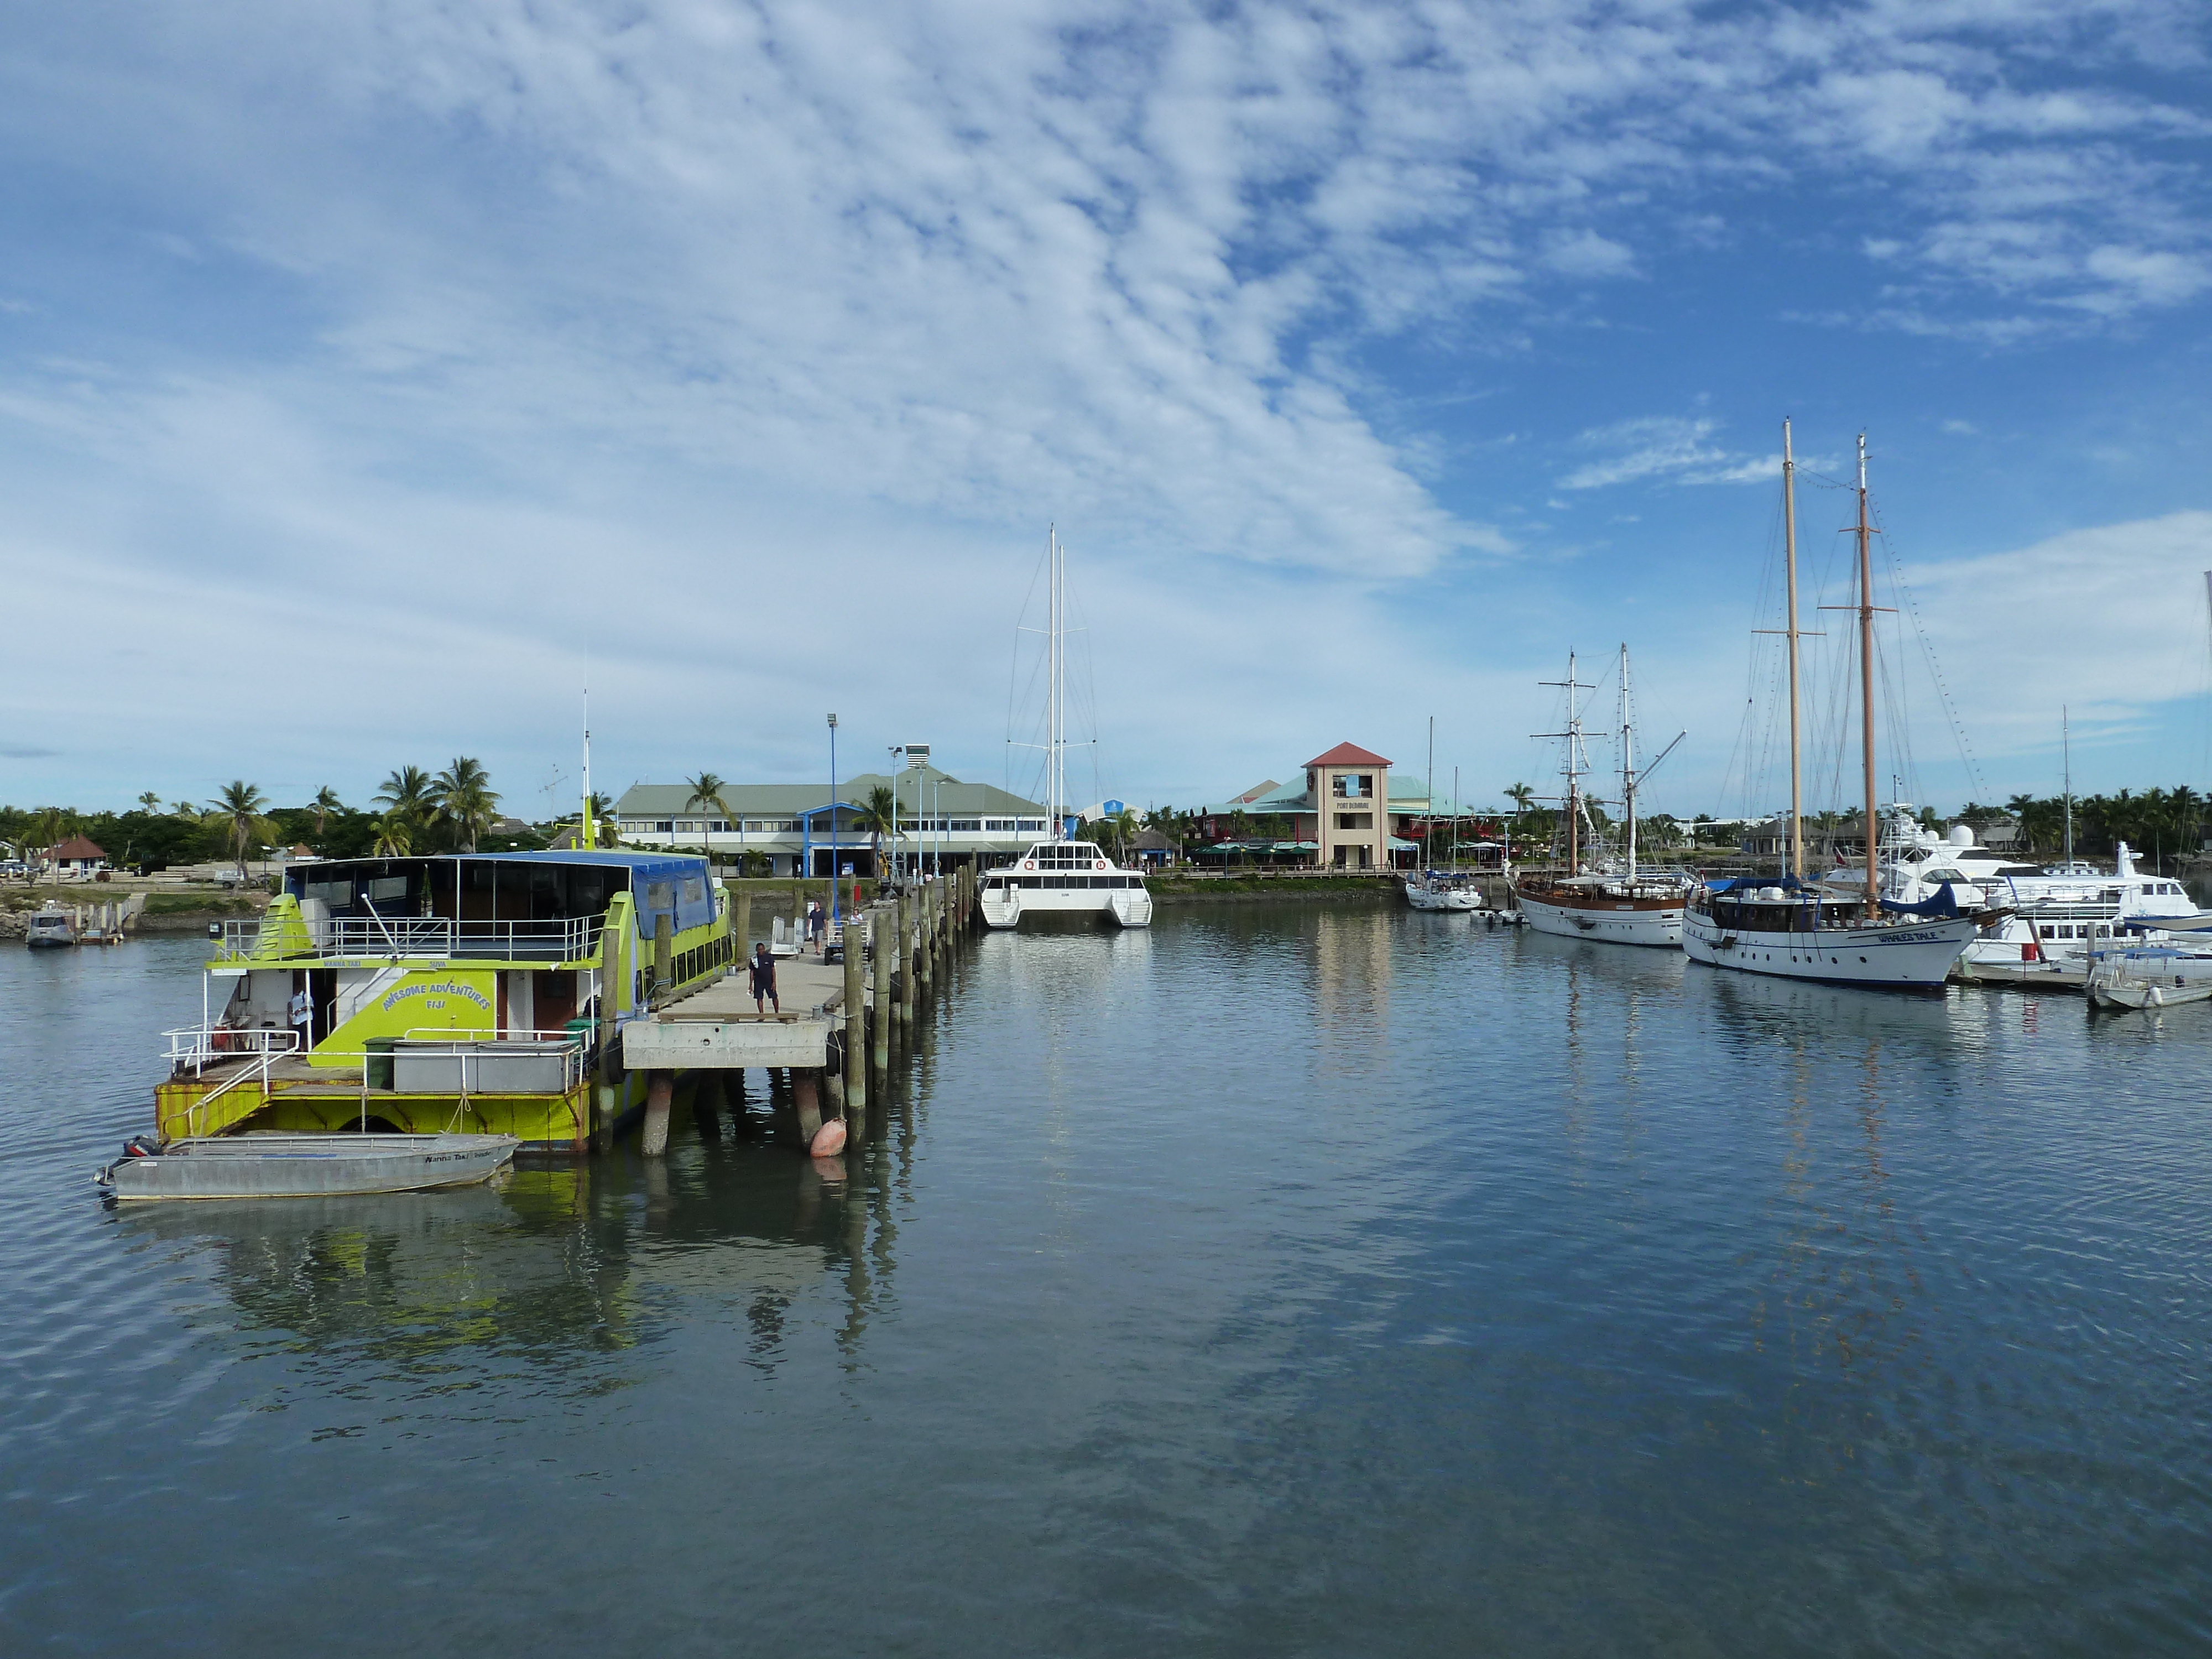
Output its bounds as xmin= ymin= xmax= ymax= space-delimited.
xmin=98 ymin=1133 xmax=518 ymax=1201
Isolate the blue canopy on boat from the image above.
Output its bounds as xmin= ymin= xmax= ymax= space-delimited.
xmin=1878 ymin=883 xmax=1961 ymax=918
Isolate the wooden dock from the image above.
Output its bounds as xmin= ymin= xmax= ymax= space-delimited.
xmin=620 ymin=864 xmax=980 ymax=1155
xmin=1952 ymin=959 xmax=2089 ymax=993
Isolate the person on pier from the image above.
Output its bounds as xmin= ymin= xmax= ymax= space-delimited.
xmin=749 ymin=942 xmax=780 ymax=1014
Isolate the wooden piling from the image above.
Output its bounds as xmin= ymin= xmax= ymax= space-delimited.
xmin=870 ymin=905 xmax=890 ymax=1080
xmin=897 ymin=890 xmax=915 ymax=1033
xmin=641 ymin=1069 xmax=674 ymax=1156
xmin=920 ymin=880 xmax=935 ymax=994
xmin=844 ymin=914 xmax=867 ymax=1121
xmin=794 ymin=1068 xmax=823 ymax=1143
xmin=653 ymin=912 xmax=672 ymax=1003
xmin=734 ymin=888 xmax=752 ymax=957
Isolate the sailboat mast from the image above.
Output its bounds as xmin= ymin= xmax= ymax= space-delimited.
xmin=1621 ymin=643 xmax=1636 ymax=879
xmin=2062 ymin=705 xmax=2073 ymax=865
xmin=1783 ymin=418 xmax=1803 ymax=881
xmin=1856 ymin=434 xmax=1879 ymax=907
xmin=1427 ymin=714 xmax=1435 ymax=869
xmin=1567 ymin=651 xmax=1581 ymax=874
xmin=1048 ymin=526 xmax=1062 ymax=839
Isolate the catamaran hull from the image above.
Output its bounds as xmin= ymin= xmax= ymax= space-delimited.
xmin=982 ymin=889 xmax=1151 ymax=928
xmin=1683 ymin=914 xmax=1977 ymax=989
xmin=1516 ymin=893 xmax=1683 ymax=947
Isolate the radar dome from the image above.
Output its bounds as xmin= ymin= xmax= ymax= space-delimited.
xmin=1947 ymin=824 xmax=1975 ymax=847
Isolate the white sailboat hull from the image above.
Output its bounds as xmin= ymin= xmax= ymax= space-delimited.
xmin=1404 ymin=880 xmax=1485 ymax=912
xmin=1683 ymin=912 xmax=1978 ymax=989
xmin=1516 ymin=892 xmax=1683 ymax=947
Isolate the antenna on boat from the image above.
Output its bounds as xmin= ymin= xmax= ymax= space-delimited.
xmin=581 ymin=683 xmax=594 ymax=851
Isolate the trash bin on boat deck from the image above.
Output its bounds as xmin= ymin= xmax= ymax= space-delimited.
xmin=363 ymin=1037 xmax=396 ymax=1091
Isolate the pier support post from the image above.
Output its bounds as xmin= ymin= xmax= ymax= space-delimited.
xmin=794 ymin=1068 xmax=822 ymax=1144
xmin=897 ymin=891 xmax=915 ymax=1035
xmin=920 ymin=880 xmax=936 ymax=995
xmin=870 ymin=906 xmax=890 ymax=1080
xmin=594 ymin=1080 xmax=618 ymax=1154
xmin=844 ymin=915 xmax=867 ymax=1124
xmin=641 ymin=1069 xmax=675 ymax=1156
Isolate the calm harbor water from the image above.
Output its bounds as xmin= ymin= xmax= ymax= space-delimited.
xmin=4 ymin=906 xmax=2210 ymax=1655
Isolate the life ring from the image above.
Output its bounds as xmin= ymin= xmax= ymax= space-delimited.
xmin=1024 ymin=860 xmax=1035 ymax=870
xmin=1094 ymin=860 xmax=1106 ymax=870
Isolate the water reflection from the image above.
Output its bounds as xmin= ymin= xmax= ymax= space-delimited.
xmin=108 ymin=1098 xmax=913 ymax=1387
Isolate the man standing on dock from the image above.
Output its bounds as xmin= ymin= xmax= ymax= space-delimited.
xmin=749 ymin=942 xmax=780 ymax=1014
xmin=287 ymin=979 xmax=312 ymax=1050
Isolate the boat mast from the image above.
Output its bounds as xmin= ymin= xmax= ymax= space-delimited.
xmin=1620 ymin=643 xmax=1636 ymax=880
xmin=1537 ymin=654 xmax=1590 ymax=874
xmin=2062 ymin=705 xmax=2073 ymax=865
xmin=1856 ymin=434 xmax=1879 ymax=907
xmin=1783 ymin=418 xmax=1804 ymax=881
xmin=1427 ymin=714 xmax=1435 ymax=870
xmin=1048 ymin=525 xmax=1062 ymax=841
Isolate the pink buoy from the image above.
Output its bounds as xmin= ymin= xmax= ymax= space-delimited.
xmin=810 ymin=1118 xmax=847 ymax=1157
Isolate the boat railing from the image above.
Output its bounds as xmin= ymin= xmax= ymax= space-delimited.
xmin=216 ymin=914 xmax=605 ymax=963
xmin=165 ymin=1025 xmax=301 ymax=1076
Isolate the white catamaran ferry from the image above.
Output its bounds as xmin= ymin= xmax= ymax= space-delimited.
xmin=980 ymin=842 xmax=1151 ymax=929
xmin=980 ymin=526 xmax=1151 ymax=932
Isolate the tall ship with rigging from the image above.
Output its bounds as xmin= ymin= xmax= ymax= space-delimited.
xmin=1510 ymin=645 xmax=1697 ymax=947
xmin=1682 ymin=425 xmax=1994 ymax=990
xmin=978 ymin=526 xmax=1152 ymax=931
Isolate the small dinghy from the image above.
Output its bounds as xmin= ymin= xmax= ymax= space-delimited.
xmin=98 ymin=1133 xmax=518 ymax=1201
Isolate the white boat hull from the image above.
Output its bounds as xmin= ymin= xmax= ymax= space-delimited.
xmin=1404 ymin=881 xmax=1485 ymax=912
xmin=2090 ymin=978 xmax=2212 ymax=1011
xmin=101 ymin=1133 xmax=518 ymax=1201
xmin=1516 ymin=893 xmax=1683 ymax=948
xmin=1683 ymin=912 xmax=1978 ymax=989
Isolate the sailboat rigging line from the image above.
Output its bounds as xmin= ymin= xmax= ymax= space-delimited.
xmin=1868 ymin=494 xmax=1992 ymax=804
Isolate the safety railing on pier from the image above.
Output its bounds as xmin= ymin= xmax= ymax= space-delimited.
xmin=215 ymin=914 xmax=604 ymax=964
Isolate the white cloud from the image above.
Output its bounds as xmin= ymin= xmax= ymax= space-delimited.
xmin=1557 ymin=417 xmax=1778 ymax=491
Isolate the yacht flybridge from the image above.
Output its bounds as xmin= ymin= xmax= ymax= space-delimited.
xmin=1682 ymin=426 xmax=1998 ymax=990
xmin=983 ymin=526 xmax=1151 ymax=931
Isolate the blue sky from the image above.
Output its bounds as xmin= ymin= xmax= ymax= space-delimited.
xmin=3 ymin=1 xmax=2210 ymax=824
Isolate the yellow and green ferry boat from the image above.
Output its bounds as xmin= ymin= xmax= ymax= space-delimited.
xmin=153 ymin=851 xmax=737 ymax=1154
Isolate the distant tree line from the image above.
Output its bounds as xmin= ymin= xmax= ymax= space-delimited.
xmin=0 ymin=758 xmax=554 ymax=877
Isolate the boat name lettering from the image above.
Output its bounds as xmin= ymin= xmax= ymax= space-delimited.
xmin=380 ymin=979 xmax=493 ymax=1014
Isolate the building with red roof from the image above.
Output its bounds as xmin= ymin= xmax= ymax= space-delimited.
xmin=45 ymin=836 xmax=108 ymax=878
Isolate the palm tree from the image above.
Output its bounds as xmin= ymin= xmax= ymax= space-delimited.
xmin=309 ymin=785 xmax=343 ymax=838
xmin=683 ymin=773 xmax=733 ymax=855
xmin=371 ymin=812 xmax=413 ymax=856
xmin=851 ymin=784 xmax=898 ymax=877
xmin=1103 ymin=807 xmax=1139 ymax=861
xmin=135 ymin=791 xmax=161 ymax=815
xmin=435 ymin=757 xmax=499 ymax=853
xmin=375 ymin=765 xmax=436 ymax=833
xmin=214 ymin=780 xmax=273 ymax=880
xmin=1504 ymin=782 xmax=1535 ymax=854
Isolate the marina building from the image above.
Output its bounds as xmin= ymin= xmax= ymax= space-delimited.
xmin=613 ymin=767 xmax=1051 ymax=877
xmin=1198 ymin=743 xmax=1430 ymax=870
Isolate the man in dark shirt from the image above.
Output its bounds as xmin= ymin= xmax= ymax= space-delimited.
xmin=749 ymin=942 xmax=780 ymax=1014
